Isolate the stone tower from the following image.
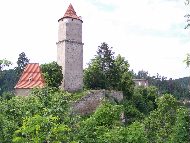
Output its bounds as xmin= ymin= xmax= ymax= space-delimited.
xmin=57 ymin=4 xmax=83 ymax=92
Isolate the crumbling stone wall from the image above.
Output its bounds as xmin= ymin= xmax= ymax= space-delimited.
xmin=72 ymin=90 xmax=123 ymax=115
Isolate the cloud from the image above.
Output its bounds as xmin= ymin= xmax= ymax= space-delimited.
xmin=0 ymin=0 xmax=189 ymax=78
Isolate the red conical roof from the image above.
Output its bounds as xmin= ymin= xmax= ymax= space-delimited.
xmin=58 ymin=4 xmax=82 ymax=22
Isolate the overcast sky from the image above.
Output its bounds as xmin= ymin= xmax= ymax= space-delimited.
xmin=0 ymin=0 xmax=189 ymax=79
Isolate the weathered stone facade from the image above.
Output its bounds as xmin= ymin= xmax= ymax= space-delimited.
xmin=133 ymin=79 xmax=149 ymax=87
xmin=15 ymin=88 xmax=31 ymax=96
xmin=72 ymin=90 xmax=123 ymax=115
xmin=57 ymin=9 xmax=83 ymax=92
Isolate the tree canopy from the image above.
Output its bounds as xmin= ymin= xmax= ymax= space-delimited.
xmin=15 ymin=52 xmax=30 ymax=77
xmin=0 ymin=87 xmax=188 ymax=142
xmin=0 ymin=59 xmax=12 ymax=71
xmin=84 ymin=42 xmax=134 ymax=97
xmin=41 ymin=61 xmax=63 ymax=88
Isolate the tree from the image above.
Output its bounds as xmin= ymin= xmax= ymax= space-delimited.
xmin=0 ymin=69 xmax=18 ymax=96
xmin=135 ymin=70 xmax=148 ymax=79
xmin=184 ymin=53 xmax=190 ymax=67
xmin=0 ymin=59 xmax=15 ymax=96
xmin=84 ymin=42 xmax=115 ymax=89
xmin=15 ymin=52 xmax=29 ymax=77
xmin=84 ymin=42 xmax=134 ymax=97
xmin=76 ymin=101 xmax=123 ymax=143
xmin=13 ymin=115 xmax=71 ymax=143
xmin=132 ymin=86 xmax=158 ymax=115
xmin=144 ymin=94 xmax=180 ymax=143
xmin=84 ymin=58 xmax=106 ymax=89
xmin=112 ymin=55 xmax=134 ymax=97
xmin=0 ymin=59 xmax=12 ymax=71
xmin=41 ymin=61 xmax=63 ymax=88
xmin=0 ymin=87 xmax=73 ymax=142
xmin=169 ymin=107 xmax=190 ymax=143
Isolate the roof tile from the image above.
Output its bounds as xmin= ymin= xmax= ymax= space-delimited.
xmin=15 ymin=63 xmax=45 ymax=89
xmin=58 ymin=3 xmax=81 ymax=21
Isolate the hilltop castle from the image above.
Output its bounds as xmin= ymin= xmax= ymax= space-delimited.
xmin=57 ymin=4 xmax=83 ymax=92
xmin=15 ymin=4 xmax=83 ymax=95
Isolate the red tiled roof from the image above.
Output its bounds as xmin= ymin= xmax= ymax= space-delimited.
xmin=58 ymin=3 xmax=81 ymax=21
xmin=14 ymin=63 xmax=45 ymax=89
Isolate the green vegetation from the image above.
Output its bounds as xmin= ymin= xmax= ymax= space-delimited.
xmin=15 ymin=52 xmax=30 ymax=77
xmin=0 ymin=43 xmax=189 ymax=142
xmin=0 ymin=52 xmax=29 ymax=96
xmin=133 ymin=70 xmax=190 ymax=100
xmin=41 ymin=61 xmax=63 ymax=88
xmin=84 ymin=42 xmax=134 ymax=97
xmin=0 ymin=59 xmax=12 ymax=71
xmin=0 ymin=87 xmax=189 ymax=142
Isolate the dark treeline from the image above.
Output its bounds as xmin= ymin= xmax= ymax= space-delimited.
xmin=132 ymin=70 xmax=190 ymax=100
xmin=0 ymin=52 xmax=29 ymax=97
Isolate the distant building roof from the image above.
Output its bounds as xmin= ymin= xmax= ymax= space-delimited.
xmin=14 ymin=63 xmax=45 ymax=89
xmin=58 ymin=3 xmax=82 ymax=22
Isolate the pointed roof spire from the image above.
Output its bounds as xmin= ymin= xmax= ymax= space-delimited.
xmin=58 ymin=3 xmax=82 ymax=22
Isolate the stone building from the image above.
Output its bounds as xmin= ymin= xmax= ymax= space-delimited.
xmin=14 ymin=63 xmax=45 ymax=96
xmin=57 ymin=4 xmax=83 ymax=92
xmin=133 ymin=79 xmax=149 ymax=87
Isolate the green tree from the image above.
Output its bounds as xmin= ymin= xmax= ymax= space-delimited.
xmin=112 ymin=54 xmax=134 ymax=97
xmin=0 ymin=59 xmax=16 ymax=96
xmin=84 ymin=43 xmax=134 ymax=97
xmin=135 ymin=70 xmax=148 ymax=79
xmin=41 ymin=62 xmax=63 ymax=88
xmin=132 ymin=86 xmax=158 ymax=115
xmin=99 ymin=122 xmax=148 ymax=143
xmin=0 ymin=59 xmax=12 ymax=71
xmin=13 ymin=115 xmax=71 ymax=143
xmin=169 ymin=107 xmax=190 ymax=143
xmin=1 ymin=91 xmax=15 ymax=100
xmin=76 ymin=101 xmax=123 ymax=143
xmin=84 ymin=42 xmax=115 ymax=89
xmin=0 ymin=69 xmax=18 ymax=96
xmin=15 ymin=52 xmax=29 ymax=77
xmin=84 ymin=58 xmax=105 ymax=89
xmin=184 ymin=53 xmax=190 ymax=66
xmin=144 ymin=94 xmax=179 ymax=143
xmin=0 ymin=87 xmax=73 ymax=142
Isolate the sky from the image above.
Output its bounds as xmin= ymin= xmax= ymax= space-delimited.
xmin=0 ymin=0 xmax=190 ymax=79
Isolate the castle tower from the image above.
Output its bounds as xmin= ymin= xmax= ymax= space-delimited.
xmin=57 ymin=4 xmax=83 ymax=92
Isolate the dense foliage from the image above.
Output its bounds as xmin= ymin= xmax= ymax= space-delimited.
xmin=15 ymin=52 xmax=30 ymax=77
xmin=0 ymin=69 xmax=17 ymax=96
xmin=41 ymin=61 xmax=63 ymax=88
xmin=0 ymin=52 xmax=29 ymax=96
xmin=133 ymin=70 xmax=190 ymax=100
xmin=0 ymin=59 xmax=12 ymax=71
xmin=0 ymin=87 xmax=189 ymax=143
xmin=84 ymin=42 xmax=134 ymax=97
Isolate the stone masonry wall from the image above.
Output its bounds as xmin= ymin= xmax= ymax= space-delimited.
xmin=57 ymin=18 xmax=83 ymax=92
xmin=72 ymin=90 xmax=123 ymax=115
xmin=15 ymin=88 xmax=31 ymax=96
